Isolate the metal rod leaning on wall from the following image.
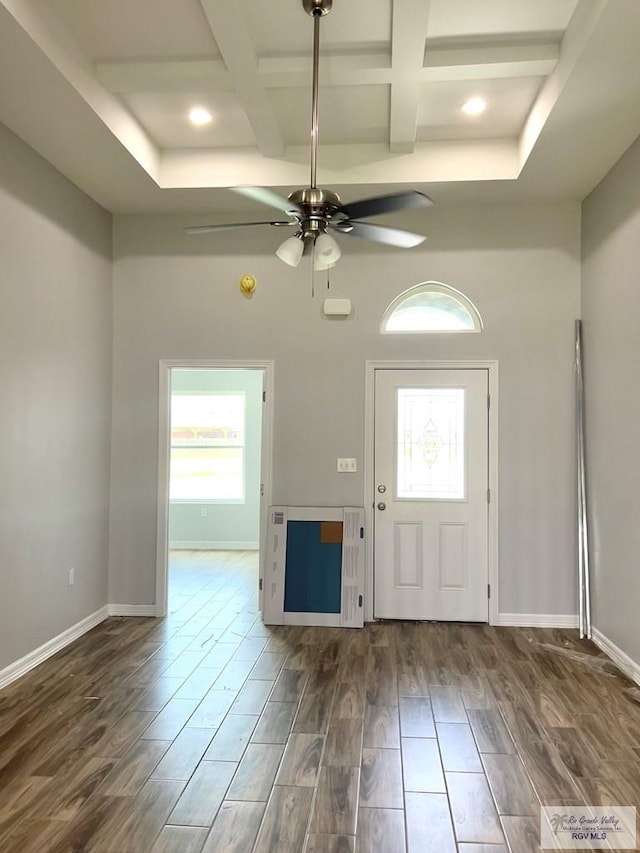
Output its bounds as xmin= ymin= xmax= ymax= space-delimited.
xmin=580 ymin=324 xmax=592 ymax=637
xmin=575 ymin=319 xmax=591 ymax=639
xmin=577 ymin=364 xmax=584 ymax=639
xmin=576 ymin=319 xmax=584 ymax=637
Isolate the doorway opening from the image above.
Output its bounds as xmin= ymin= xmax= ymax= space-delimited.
xmin=156 ymin=361 xmax=274 ymax=619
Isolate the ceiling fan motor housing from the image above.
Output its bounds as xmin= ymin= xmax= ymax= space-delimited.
xmin=288 ymin=187 xmax=343 ymax=239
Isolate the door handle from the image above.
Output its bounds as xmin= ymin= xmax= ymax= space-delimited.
xmin=377 ymin=502 xmax=386 ymax=511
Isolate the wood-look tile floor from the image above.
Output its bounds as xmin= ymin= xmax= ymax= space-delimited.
xmin=2 ymin=550 xmax=640 ymax=852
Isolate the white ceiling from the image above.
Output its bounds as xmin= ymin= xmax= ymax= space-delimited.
xmin=1 ymin=0 xmax=640 ymax=216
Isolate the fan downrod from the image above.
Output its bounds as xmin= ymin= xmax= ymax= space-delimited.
xmin=302 ymin=0 xmax=332 ymax=16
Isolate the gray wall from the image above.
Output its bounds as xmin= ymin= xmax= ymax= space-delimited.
xmin=582 ymin=135 xmax=640 ymax=664
xmin=110 ymin=203 xmax=580 ymax=615
xmin=0 ymin=122 xmax=112 ymax=670
xmin=169 ymin=368 xmax=263 ymax=548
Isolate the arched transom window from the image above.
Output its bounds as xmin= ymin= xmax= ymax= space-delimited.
xmin=381 ymin=282 xmax=482 ymax=333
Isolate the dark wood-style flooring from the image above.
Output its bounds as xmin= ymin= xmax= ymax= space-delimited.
xmin=1 ymin=550 xmax=640 ymax=852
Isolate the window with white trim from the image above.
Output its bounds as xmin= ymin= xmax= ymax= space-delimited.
xmin=170 ymin=393 xmax=245 ymax=501
xmin=381 ymin=282 xmax=482 ymax=333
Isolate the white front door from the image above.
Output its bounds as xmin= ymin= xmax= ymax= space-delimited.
xmin=374 ymin=368 xmax=489 ymax=621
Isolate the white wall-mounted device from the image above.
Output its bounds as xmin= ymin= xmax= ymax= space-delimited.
xmin=323 ymin=298 xmax=352 ymax=317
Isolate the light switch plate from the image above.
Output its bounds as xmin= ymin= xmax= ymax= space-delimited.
xmin=337 ymin=458 xmax=357 ymax=472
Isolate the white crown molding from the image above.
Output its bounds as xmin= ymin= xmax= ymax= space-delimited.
xmin=0 ymin=605 xmax=109 ymax=690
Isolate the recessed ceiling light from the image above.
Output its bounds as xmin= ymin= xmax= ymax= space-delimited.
xmin=461 ymin=97 xmax=487 ymax=116
xmin=189 ymin=107 xmax=213 ymax=126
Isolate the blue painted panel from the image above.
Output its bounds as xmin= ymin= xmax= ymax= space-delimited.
xmin=283 ymin=521 xmax=342 ymax=613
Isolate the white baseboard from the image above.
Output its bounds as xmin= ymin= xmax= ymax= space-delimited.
xmin=107 ymin=604 xmax=157 ymax=617
xmin=495 ymin=613 xmax=579 ymax=628
xmin=0 ymin=605 xmax=109 ymax=690
xmin=169 ymin=541 xmax=258 ymax=551
xmin=591 ymin=627 xmax=640 ymax=687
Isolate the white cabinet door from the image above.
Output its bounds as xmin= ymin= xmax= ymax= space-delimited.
xmin=374 ymin=369 xmax=489 ymax=621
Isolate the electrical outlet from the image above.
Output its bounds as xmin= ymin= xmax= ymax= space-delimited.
xmin=200 ymin=506 xmax=208 ymax=518
xmin=68 ymin=567 xmax=75 ymax=586
xmin=337 ymin=458 xmax=357 ymax=473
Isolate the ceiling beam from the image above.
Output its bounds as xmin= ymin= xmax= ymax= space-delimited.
xmin=96 ymin=39 xmax=559 ymax=94
xmin=390 ymin=0 xmax=432 ymax=154
xmin=260 ymin=50 xmax=557 ymax=87
xmin=0 ymin=0 xmax=159 ymax=180
xmin=96 ymin=59 xmax=233 ymax=94
xmin=160 ymin=139 xmax=520 ymax=189
xmin=425 ymin=38 xmax=559 ymax=68
xmin=259 ymin=53 xmax=392 ymax=87
xmin=423 ymin=39 xmax=558 ymax=81
xmin=197 ymin=0 xmax=284 ymax=157
xmin=520 ymin=0 xmax=607 ymax=167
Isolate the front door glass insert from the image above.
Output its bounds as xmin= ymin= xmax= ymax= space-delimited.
xmin=396 ymin=388 xmax=465 ymax=500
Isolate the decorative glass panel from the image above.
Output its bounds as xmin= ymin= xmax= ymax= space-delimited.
xmin=381 ymin=282 xmax=482 ymax=333
xmin=397 ymin=388 xmax=465 ymax=500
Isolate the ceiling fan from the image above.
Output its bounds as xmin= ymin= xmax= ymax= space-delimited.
xmin=185 ymin=0 xmax=433 ymax=270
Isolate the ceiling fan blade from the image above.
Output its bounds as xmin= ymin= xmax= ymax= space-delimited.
xmin=335 ymin=221 xmax=426 ymax=248
xmin=338 ymin=190 xmax=433 ymax=221
xmin=184 ymin=221 xmax=294 ymax=235
xmin=231 ymin=186 xmax=302 ymax=215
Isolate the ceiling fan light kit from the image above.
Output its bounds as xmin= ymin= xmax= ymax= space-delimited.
xmin=276 ymin=235 xmax=305 ymax=267
xmin=313 ymin=232 xmax=341 ymax=270
xmin=186 ymin=0 xmax=433 ymax=273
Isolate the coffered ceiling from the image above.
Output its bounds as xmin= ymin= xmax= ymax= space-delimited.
xmin=0 ymin=0 xmax=639 ymax=214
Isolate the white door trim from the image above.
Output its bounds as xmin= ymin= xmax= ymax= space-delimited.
xmin=155 ymin=359 xmax=275 ymax=618
xmin=364 ymin=360 xmax=499 ymax=625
